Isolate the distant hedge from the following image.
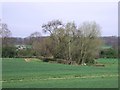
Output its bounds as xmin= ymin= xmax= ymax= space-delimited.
xmin=2 ymin=46 xmax=17 ymax=58
xmin=99 ymin=48 xmax=118 ymax=58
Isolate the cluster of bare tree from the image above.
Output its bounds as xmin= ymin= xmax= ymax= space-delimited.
xmin=31 ymin=20 xmax=102 ymax=65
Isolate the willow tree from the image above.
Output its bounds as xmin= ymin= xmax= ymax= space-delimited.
xmin=74 ymin=22 xmax=102 ymax=65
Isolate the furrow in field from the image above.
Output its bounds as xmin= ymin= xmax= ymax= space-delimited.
xmin=2 ymin=74 xmax=118 ymax=82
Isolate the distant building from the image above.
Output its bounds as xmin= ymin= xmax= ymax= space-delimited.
xmin=15 ymin=45 xmax=32 ymax=51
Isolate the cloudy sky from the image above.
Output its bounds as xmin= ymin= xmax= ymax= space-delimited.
xmin=1 ymin=1 xmax=118 ymax=37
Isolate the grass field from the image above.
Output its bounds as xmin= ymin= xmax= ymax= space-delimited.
xmin=2 ymin=58 xmax=118 ymax=88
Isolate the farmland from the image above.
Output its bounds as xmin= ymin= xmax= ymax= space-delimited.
xmin=2 ymin=58 xmax=118 ymax=88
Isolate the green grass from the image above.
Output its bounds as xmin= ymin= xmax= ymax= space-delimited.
xmin=2 ymin=58 xmax=118 ymax=88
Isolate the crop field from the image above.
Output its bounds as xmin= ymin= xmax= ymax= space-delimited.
xmin=2 ymin=58 xmax=118 ymax=88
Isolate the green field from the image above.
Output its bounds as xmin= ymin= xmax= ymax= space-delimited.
xmin=2 ymin=58 xmax=118 ymax=88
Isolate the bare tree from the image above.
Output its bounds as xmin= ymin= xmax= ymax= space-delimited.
xmin=30 ymin=31 xmax=41 ymax=38
xmin=29 ymin=31 xmax=41 ymax=45
xmin=65 ymin=22 xmax=76 ymax=61
xmin=42 ymin=20 xmax=63 ymax=34
xmin=0 ymin=21 xmax=11 ymax=38
xmin=29 ymin=31 xmax=42 ymax=56
xmin=0 ymin=20 xmax=12 ymax=46
xmin=42 ymin=20 xmax=63 ymax=58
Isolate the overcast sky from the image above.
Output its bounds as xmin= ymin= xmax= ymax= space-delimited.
xmin=1 ymin=2 xmax=118 ymax=37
